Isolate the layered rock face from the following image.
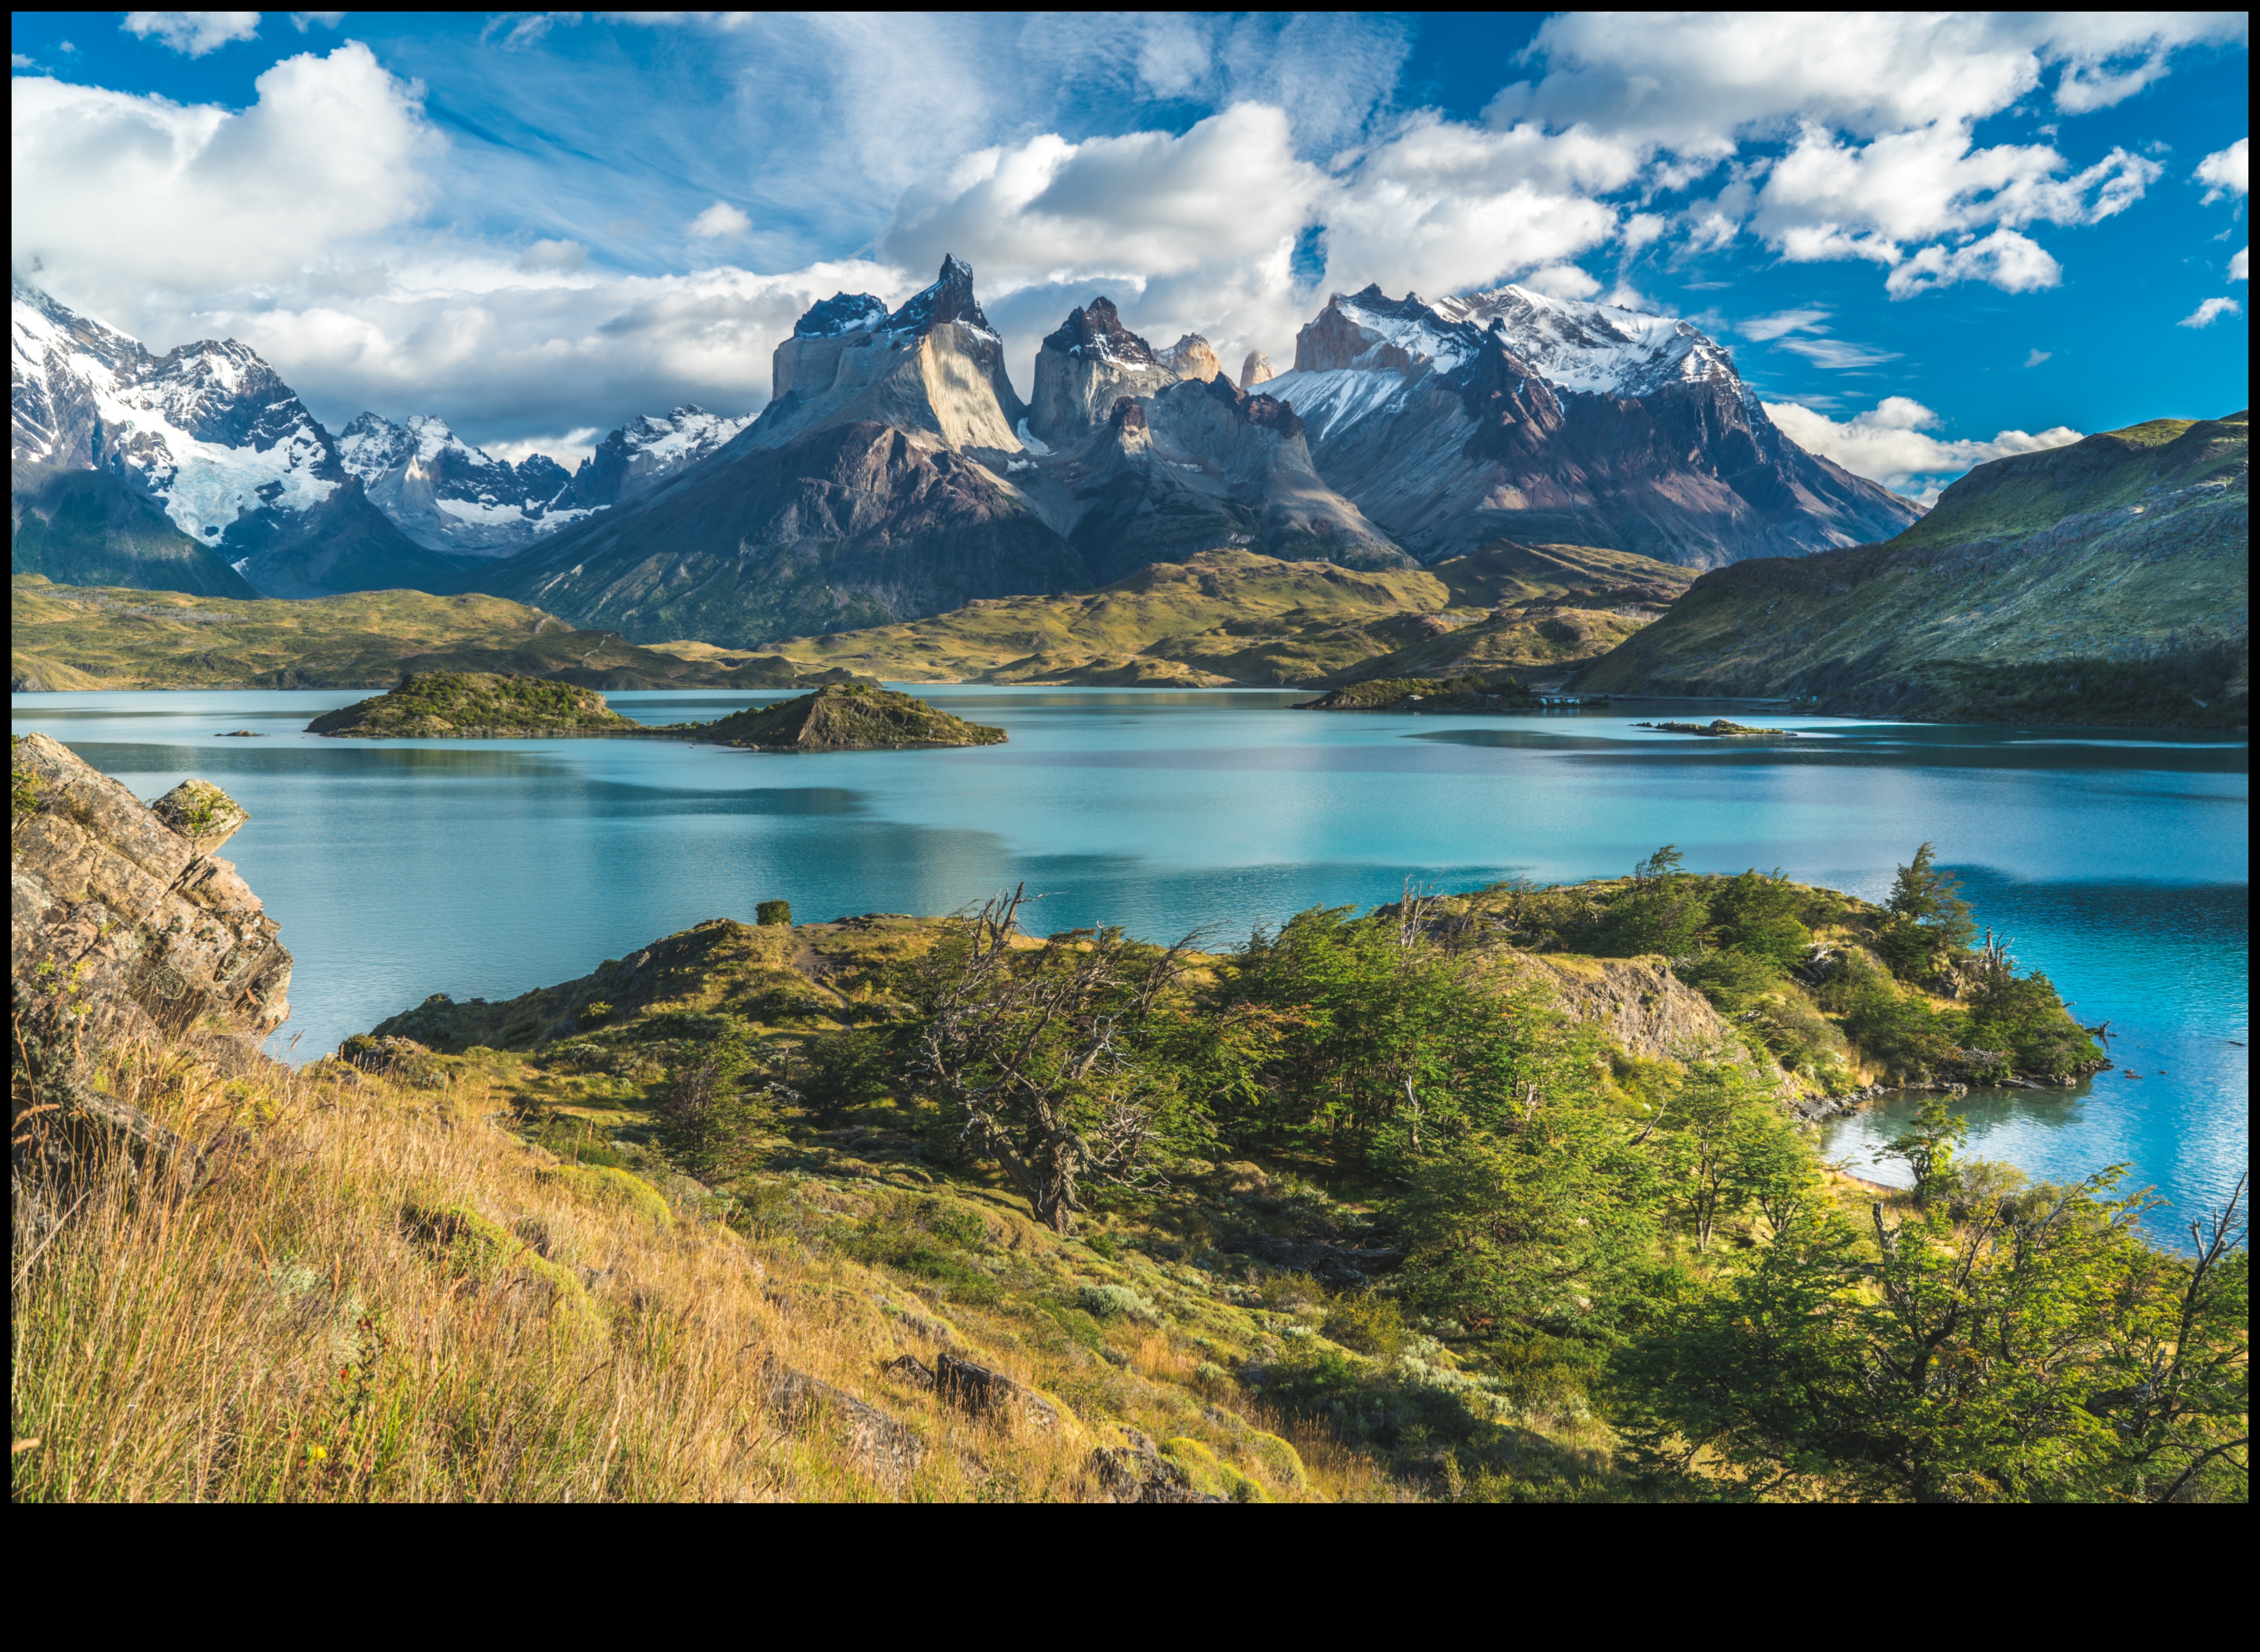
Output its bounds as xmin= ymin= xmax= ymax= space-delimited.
xmin=11 ymin=280 xmax=460 ymax=599
xmin=762 ymin=256 xmax=1029 ymax=453
xmin=1007 ymin=302 xmax=1404 ymax=576
xmin=1260 ymin=284 xmax=1919 ymax=567
xmin=11 ymin=733 xmax=292 ymax=1062
xmin=1028 ymin=298 xmax=1176 ymax=445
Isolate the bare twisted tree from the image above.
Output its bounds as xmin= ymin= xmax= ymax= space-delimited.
xmin=905 ymin=885 xmax=1199 ymax=1232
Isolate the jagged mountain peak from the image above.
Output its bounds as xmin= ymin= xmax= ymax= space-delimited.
xmin=1157 ymin=333 xmax=1222 ymax=383
xmin=1042 ymin=296 xmax=1157 ymax=366
xmin=1448 ymin=284 xmax=1740 ymax=398
xmin=794 ymin=292 xmax=891 ymax=339
xmin=886 ymin=254 xmax=995 ymax=338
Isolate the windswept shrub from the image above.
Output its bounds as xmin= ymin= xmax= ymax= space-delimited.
xmin=1323 ymin=1290 xmax=1408 ymax=1360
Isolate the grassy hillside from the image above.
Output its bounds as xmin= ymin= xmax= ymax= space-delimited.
xmin=11 ymin=464 xmax=260 ymax=601
xmin=8 ymin=576 xmax=810 ymax=692
xmin=760 ymin=543 xmax=1693 ymax=686
xmin=1576 ymin=412 xmax=2250 ymax=726
xmin=23 ymin=842 xmax=2236 ymax=1503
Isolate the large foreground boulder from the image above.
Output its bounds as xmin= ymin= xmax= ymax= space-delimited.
xmin=10 ymin=733 xmax=292 ymax=1062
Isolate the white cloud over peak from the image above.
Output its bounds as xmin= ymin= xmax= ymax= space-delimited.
xmin=1767 ymin=396 xmax=2081 ymax=501
xmin=12 ymin=45 xmax=439 ymax=310
xmin=2196 ymin=137 xmax=2248 ymax=202
xmin=121 ymin=13 xmax=262 ymax=58
xmin=2178 ymin=296 xmax=2241 ymax=328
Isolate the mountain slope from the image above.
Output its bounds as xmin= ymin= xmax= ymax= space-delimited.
xmin=11 ymin=280 xmax=456 ymax=598
xmin=1574 ymin=412 xmax=2250 ymax=725
xmin=1261 ymin=285 xmax=1919 ymax=567
xmin=10 ymin=462 xmax=258 ymax=598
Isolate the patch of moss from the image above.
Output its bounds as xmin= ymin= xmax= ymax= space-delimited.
xmin=536 ymin=1164 xmax=673 ymax=1229
xmin=403 ymin=1201 xmax=597 ymax=1327
xmin=1161 ymin=1436 xmax=1270 ymax=1502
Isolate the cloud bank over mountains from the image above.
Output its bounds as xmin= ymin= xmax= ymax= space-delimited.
xmin=10 ymin=12 xmax=2247 ymax=482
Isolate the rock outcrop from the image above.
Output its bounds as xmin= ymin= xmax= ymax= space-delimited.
xmin=1238 ymin=351 xmax=1275 ymax=391
xmin=11 ymin=732 xmax=292 ymax=1064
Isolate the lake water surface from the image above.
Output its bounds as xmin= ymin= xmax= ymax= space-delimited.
xmin=14 ymin=687 xmax=2247 ymax=1235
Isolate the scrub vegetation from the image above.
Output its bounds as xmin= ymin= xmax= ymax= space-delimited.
xmin=19 ymin=849 xmax=2224 ymax=1503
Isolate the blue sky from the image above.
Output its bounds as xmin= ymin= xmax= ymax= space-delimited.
xmin=10 ymin=12 xmax=2249 ymax=491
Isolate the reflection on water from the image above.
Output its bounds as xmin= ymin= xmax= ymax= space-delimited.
xmin=13 ymin=686 xmax=2247 ymax=1239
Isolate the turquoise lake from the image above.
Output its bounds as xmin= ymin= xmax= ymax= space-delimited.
xmin=13 ymin=687 xmax=2248 ymax=1236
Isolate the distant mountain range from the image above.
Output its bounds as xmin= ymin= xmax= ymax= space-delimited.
xmin=16 ymin=263 xmax=1920 ymax=645
xmin=1575 ymin=411 xmax=2250 ymax=726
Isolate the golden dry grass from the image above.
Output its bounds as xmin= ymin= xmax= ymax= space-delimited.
xmin=11 ymin=1037 xmax=1383 ymax=1502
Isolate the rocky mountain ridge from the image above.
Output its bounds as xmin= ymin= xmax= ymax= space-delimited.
xmin=1259 ymin=284 xmax=1919 ymax=567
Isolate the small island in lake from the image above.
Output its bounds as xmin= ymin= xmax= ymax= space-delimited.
xmin=1634 ymin=718 xmax=1799 ymax=737
xmin=307 ymin=671 xmax=641 ymax=737
xmin=1297 ymin=674 xmax=1543 ymax=712
xmin=700 ymin=682 xmax=1007 ymax=751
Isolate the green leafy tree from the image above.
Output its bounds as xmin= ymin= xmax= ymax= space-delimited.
xmin=655 ymin=1032 xmax=763 ymax=1181
xmin=1879 ymin=1099 xmax=1967 ymax=1209
xmin=1880 ymin=842 xmax=1975 ymax=979
xmin=1612 ymin=1173 xmax=2249 ymax=1502
xmin=1707 ymin=870 xmax=1814 ymax=970
xmin=1602 ymin=845 xmax=1709 ymax=959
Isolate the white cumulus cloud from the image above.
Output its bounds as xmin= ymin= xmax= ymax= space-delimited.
xmin=2231 ymin=247 xmax=2250 ymax=281
xmin=120 ymin=13 xmax=262 ymax=57
xmin=1885 ymin=227 xmax=2065 ymax=298
xmin=2178 ymin=296 xmax=2241 ymax=328
xmin=2195 ymin=137 xmax=2248 ymax=202
xmin=12 ymin=45 xmax=440 ymax=313
xmin=1768 ymin=395 xmax=2081 ymax=501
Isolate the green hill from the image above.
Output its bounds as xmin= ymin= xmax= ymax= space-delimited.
xmin=8 ymin=576 xmax=827 ymax=692
xmin=1575 ymin=412 xmax=2250 ymax=726
xmin=771 ymin=542 xmax=1693 ymax=686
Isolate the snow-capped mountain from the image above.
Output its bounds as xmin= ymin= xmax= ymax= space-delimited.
xmin=552 ymin=406 xmax=755 ymax=512
xmin=11 ymin=280 xmax=465 ymax=597
xmin=1261 ymin=285 xmax=1918 ymax=565
xmin=336 ymin=412 xmax=577 ymax=558
xmin=335 ymin=405 xmax=754 ymax=557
